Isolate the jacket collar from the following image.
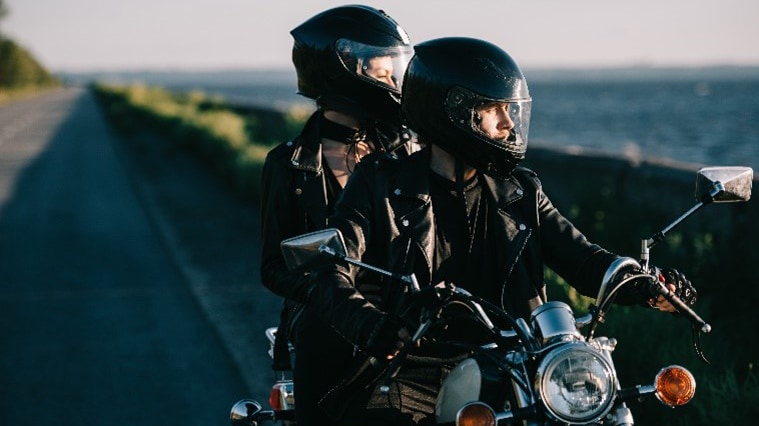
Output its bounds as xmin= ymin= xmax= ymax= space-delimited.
xmin=482 ymin=171 xmax=527 ymax=213
xmin=388 ymin=148 xmax=527 ymax=213
xmin=288 ymin=111 xmax=329 ymax=227
xmin=290 ymin=111 xmax=323 ymax=173
xmin=390 ymin=148 xmax=433 ymax=204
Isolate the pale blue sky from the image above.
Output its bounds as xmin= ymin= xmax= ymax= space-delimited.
xmin=2 ymin=0 xmax=758 ymax=72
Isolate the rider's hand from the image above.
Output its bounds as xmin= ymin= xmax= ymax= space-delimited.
xmin=649 ymin=267 xmax=697 ymax=313
xmin=365 ymin=314 xmax=411 ymax=360
xmin=662 ymin=267 xmax=698 ymax=304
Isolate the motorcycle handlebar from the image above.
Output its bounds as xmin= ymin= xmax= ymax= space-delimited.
xmin=650 ymin=280 xmax=711 ymax=333
xmin=379 ymin=285 xmax=503 ymax=394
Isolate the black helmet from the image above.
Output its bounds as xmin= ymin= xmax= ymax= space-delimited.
xmin=402 ymin=37 xmax=532 ymax=179
xmin=291 ymin=5 xmax=413 ymax=124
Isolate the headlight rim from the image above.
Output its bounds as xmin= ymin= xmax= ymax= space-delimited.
xmin=535 ymin=342 xmax=617 ymax=424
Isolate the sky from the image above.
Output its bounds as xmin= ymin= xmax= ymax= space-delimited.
xmin=2 ymin=0 xmax=758 ymax=72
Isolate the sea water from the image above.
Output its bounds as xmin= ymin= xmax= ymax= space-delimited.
xmin=528 ymin=77 xmax=759 ymax=171
xmin=126 ymin=67 xmax=758 ymax=171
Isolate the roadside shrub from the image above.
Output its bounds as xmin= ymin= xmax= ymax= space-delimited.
xmin=0 ymin=37 xmax=59 ymax=88
xmin=92 ymin=83 xmax=301 ymax=201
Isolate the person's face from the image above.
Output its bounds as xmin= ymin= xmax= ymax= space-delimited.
xmin=361 ymin=56 xmax=395 ymax=87
xmin=475 ymin=101 xmax=515 ymax=141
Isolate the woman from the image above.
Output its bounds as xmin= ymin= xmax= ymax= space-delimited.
xmin=259 ymin=5 xmax=418 ymax=425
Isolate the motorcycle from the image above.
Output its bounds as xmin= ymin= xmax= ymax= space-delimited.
xmin=231 ymin=166 xmax=753 ymax=425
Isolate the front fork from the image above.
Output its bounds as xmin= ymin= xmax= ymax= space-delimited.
xmin=595 ymin=337 xmax=635 ymax=426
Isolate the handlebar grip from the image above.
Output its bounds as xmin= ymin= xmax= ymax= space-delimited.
xmin=652 ymin=282 xmax=711 ymax=333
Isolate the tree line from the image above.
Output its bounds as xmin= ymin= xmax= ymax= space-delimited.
xmin=0 ymin=0 xmax=59 ymax=89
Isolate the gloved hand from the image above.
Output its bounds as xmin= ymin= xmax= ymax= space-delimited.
xmin=364 ymin=314 xmax=410 ymax=360
xmin=659 ymin=267 xmax=698 ymax=307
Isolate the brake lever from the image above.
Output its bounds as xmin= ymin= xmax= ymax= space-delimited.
xmin=650 ymin=280 xmax=712 ymax=364
xmin=691 ymin=323 xmax=711 ymax=365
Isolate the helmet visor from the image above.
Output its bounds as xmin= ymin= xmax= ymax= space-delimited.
xmin=445 ymin=86 xmax=532 ymax=157
xmin=336 ymin=39 xmax=413 ymax=93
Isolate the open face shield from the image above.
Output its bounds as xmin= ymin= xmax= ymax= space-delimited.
xmin=336 ymin=39 xmax=413 ymax=94
xmin=445 ymin=86 xmax=532 ymax=159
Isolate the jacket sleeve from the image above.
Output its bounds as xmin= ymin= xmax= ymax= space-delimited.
xmin=307 ymin=164 xmax=386 ymax=348
xmin=529 ymin=172 xmax=646 ymax=305
xmin=259 ymin=147 xmax=311 ymax=302
xmin=529 ymin=172 xmax=618 ymax=299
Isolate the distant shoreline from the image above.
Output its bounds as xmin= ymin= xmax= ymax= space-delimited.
xmin=75 ymin=68 xmax=759 ymax=172
xmin=58 ymin=64 xmax=759 ymax=87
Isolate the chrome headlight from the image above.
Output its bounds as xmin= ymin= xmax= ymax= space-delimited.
xmin=535 ymin=343 xmax=616 ymax=424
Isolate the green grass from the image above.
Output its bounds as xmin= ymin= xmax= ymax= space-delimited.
xmin=543 ymin=173 xmax=759 ymax=425
xmin=92 ymin=83 xmax=305 ymax=201
xmin=0 ymin=85 xmax=59 ymax=105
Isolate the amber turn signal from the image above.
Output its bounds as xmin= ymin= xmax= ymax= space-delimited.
xmin=456 ymin=402 xmax=496 ymax=426
xmin=268 ymin=385 xmax=283 ymax=411
xmin=655 ymin=365 xmax=696 ymax=407
xmin=268 ymin=381 xmax=294 ymax=411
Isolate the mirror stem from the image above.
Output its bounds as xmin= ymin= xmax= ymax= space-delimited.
xmin=318 ymin=245 xmax=420 ymax=291
xmin=645 ymin=201 xmax=705 ymax=250
xmin=642 ymin=180 xmax=725 ymax=267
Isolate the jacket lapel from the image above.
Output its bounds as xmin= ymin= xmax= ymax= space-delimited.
xmin=290 ymin=118 xmax=329 ymax=228
xmin=387 ymin=150 xmax=435 ymax=283
xmin=482 ymin=174 xmax=532 ymax=284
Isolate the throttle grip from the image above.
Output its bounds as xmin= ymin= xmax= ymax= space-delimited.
xmin=651 ymin=281 xmax=711 ymax=333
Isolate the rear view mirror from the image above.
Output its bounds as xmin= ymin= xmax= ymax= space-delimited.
xmin=280 ymin=228 xmax=347 ymax=272
xmin=645 ymin=166 xmax=753 ymax=251
xmin=696 ymin=166 xmax=753 ymax=203
xmin=230 ymin=399 xmax=263 ymax=426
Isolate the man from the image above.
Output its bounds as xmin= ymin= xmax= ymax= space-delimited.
xmin=306 ymin=37 xmax=696 ymax=424
xmin=259 ymin=5 xmax=417 ymax=425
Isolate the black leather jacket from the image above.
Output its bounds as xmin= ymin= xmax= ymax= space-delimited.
xmin=309 ymin=147 xmax=627 ymax=349
xmin=260 ymin=112 xmax=330 ymax=303
xmin=260 ymin=111 xmax=419 ymax=303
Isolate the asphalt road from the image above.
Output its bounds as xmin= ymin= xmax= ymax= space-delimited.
xmin=0 ymin=88 xmax=281 ymax=425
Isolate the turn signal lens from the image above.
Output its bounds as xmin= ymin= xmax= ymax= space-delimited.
xmin=655 ymin=365 xmax=696 ymax=406
xmin=456 ymin=402 xmax=496 ymax=426
xmin=268 ymin=381 xmax=295 ymax=411
xmin=268 ymin=386 xmax=283 ymax=410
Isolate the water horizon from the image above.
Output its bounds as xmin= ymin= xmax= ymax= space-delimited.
xmin=67 ymin=66 xmax=759 ymax=172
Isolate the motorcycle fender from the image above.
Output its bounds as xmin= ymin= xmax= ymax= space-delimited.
xmin=435 ymin=358 xmax=482 ymax=424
